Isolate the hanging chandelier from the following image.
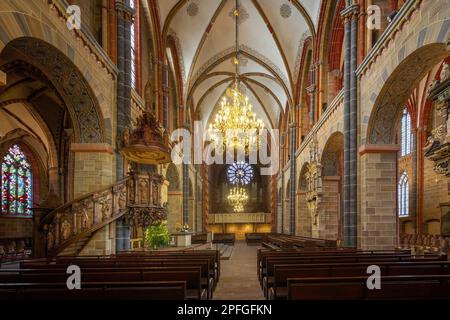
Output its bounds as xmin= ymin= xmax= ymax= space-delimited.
xmin=227 ymin=186 xmax=249 ymax=213
xmin=207 ymin=0 xmax=265 ymax=152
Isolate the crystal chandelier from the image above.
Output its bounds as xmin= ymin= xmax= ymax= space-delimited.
xmin=207 ymin=0 xmax=264 ymax=152
xmin=227 ymin=186 xmax=248 ymax=213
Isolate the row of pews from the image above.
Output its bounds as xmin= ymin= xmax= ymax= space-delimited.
xmin=0 ymin=249 xmax=220 ymax=300
xmin=261 ymin=233 xmax=337 ymax=250
xmin=258 ymin=239 xmax=450 ymax=300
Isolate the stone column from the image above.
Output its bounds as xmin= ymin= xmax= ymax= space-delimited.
xmin=307 ymin=82 xmax=316 ymax=126
xmin=115 ymin=218 xmax=130 ymax=252
xmin=359 ymin=145 xmax=399 ymax=250
xmin=289 ymin=123 xmax=297 ymax=235
xmin=200 ymin=165 xmax=205 ymax=233
xmin=280 ymin=134 xmax=286 ymax=233
xmin=341 ymin=3 xmax=359 ymax=247
xmin=182 ymin=163 xmax=189 ymax=225
xmin=195 ymin=164 xmax=199 ymax=233
xmin=320 ymin=177 xmax=341 ymax=240
xmin=115 ymin=0 xmax=134 ymax=251
xmin=115 ymin=0 xmax=134 ymax=179
xmin=411 ymin=129 xmax=418 ymax=232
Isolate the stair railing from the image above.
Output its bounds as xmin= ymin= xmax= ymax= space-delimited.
xmin=36 ymin=172 xmax=166 ymax=257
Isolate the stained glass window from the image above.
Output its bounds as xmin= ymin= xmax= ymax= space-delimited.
xmin=227 ymin=161 xmax=253 ymax=185
xmin=398 ymin=172 xmax=409 ymax=217
xmin=401 ymin=108 xmax=412 ymax=156
xmin=1 ymin=145 xmax=33 ymax=217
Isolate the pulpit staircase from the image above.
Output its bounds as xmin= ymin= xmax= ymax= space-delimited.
xmin=35 ymin=173 xmax=167 ymax=257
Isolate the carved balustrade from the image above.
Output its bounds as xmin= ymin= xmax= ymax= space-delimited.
xmin=38 ymin=173 xmax=166 ymax=255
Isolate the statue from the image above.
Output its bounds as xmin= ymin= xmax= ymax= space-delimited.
xmin=123 ymin=127 xmax=130 ymax=147
xmin=118 ymin=191 xmax=126 ymax=209
xmin=143 ymin=124 xmax=151 ymax=143
xmin=140 ymin=179 xmax=149 ymax=203
xmin=61 ymin=220 xmax=71 ymax=241
xmin=152 ymin=183 xmax=158 ymax=205
xmin=47 ymin=228 xmax=54 ymax=249
xmin=100 ymin=198 xmax=111 ymax=220
xmin=144 ymin=81 xmax=154 ymax=113
xmin=80 ymin=206 xmax=89 ymax=230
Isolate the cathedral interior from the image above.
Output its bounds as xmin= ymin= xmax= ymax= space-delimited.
xmin=0 ymin=0 xmax=449 ymax=303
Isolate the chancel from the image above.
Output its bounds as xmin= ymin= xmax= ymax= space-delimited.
xmin=0 ymin=0 xmax=450 ymax=303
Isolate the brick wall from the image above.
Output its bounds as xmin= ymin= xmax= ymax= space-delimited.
xmin=73 ymin=152 xmax=115 ymax=198
xmin=167 ymin=193 xmax=182 ymax=233
xmin=79 ymin=224 xmax=115 ymax=256
xmin=0 ymin=218 xmax=32 ymax=239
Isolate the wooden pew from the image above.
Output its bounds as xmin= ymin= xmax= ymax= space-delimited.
xmin=19 ymin=259 xmax=214 ymax=299
xmin=261 ymin=253 xmax=443 ymax=292
xmin=1 ymin=267 xmax=205 ymax=300
xmin=212 ymin=233 xmax=235 ymax=245
xmin=48 ymin=255 xmax=220 ymax=288
xmin=0 ymin=281 xmax=187 ymax=300
xmin=259 ymin=251 xmax=440 ymax=280
xmin=287 ymin=275 xmax=450 ymax=300
xmin=245 ymin=233 xmax=267 ymax=245
xmin=112 ymin=249 xmax=221 ymax=281
xmin=269 ymin=261 xmax=450 ymax=299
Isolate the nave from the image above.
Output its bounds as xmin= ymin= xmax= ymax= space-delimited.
xmin=0 ymin=0 xmax=449 ymax=304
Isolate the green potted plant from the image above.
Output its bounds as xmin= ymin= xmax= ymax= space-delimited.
xmin=145 ymin=220 xmax=170 ymax=249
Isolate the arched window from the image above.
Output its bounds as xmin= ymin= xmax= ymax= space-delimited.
xmin=1 ymin=145 xmax=33 ymax=217
xmin=401 ymin=108 xmax=412 ymax=156
xmin=398 ymin=172 xmax=409 ymax=217
xmin=130 ymin=0 xmax=137 ymax=89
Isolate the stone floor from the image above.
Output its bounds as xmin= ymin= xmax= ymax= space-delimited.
xmin=213 ymin=241 xmax=265 ymax=300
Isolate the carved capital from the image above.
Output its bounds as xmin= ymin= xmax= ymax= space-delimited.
xmin=340 ymin=4 xmax=360 ymax=23
xmin=115 ymin=1 xmax=135 ymax=22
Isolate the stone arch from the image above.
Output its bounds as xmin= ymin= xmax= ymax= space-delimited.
xmin=0 ymin=37 xmax=106 ymax=144
xmin=298 ymin=162 xmax=309 ymax=191
xmin=285 ymin=179 xmax=291 ymax=199
xmin=321 ymin=132 xmax=344 ymax=176
xmin=277 ymin=186 xmax=283 ymax=201
xmin=166 ymin=163 xmax=180 ymax=192
xmin=366 ymin=44 xmax=449 ymax=144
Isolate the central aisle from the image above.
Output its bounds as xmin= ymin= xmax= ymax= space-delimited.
xmin=213 ymin=241 xmax=265 ymax=300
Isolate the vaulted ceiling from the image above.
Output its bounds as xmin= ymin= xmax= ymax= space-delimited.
xmin=157 ymin=0 xmax=322 ymax=129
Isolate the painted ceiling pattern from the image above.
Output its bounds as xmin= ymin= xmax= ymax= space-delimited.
xmin=158 ymin=0 xmax=321 ymax=129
